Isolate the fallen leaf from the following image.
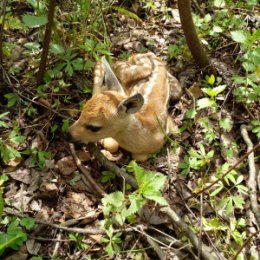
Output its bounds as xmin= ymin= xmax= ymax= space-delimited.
xmin=56 ymin=156 xmax=77 ymax=176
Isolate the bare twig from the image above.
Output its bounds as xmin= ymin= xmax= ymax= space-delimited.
xmin=4 ymin=208 xmax=104 ymax=234
xmin=86 ymin=143 xmax=137 ymax=188
xmin=145 ymin=233 xmax=166 ymax=260
xmin=241 ymin=125 xmax=260 ymax=227
xmin=160 ymin=206 xmax=218 ymax=260
xmin=52 ymin=232 xmax=62 ymax=258
xmin=69 ymin=143 xmax=106 ymax=197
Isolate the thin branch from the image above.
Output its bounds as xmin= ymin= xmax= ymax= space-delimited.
xmin=86 ymin=143 xmax=137 ymax=188
xmin=4 ymin=208 xmax=104 ymax=234
xmin=160 ymin=206 xmax=218 ymax=260
xmin=241 ymin=125 xmax=260 ymax=227
xmin=37 ymin=0 xmax=57 ymax=85
xmin=69 ymin=143 xmax=106 ymax=197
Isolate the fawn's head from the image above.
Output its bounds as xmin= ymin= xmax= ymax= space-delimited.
xmin=67 ymin=57 xmax=144 ymax=144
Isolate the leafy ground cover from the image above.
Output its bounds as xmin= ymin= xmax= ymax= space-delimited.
xmin=0 ymin=0 xmax=259 ymax=259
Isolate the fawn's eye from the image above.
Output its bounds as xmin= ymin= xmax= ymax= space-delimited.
xmin=85 ymin=124 xmax=102 ymax=132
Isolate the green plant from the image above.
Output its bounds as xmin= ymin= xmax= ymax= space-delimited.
xmin=31 ymin=148 xmax=51 ymax=169
xmin=4 ymin=93 xmax=19 ymax=107
xmin=0 ymin=217 xmax=35 ymax=256
xmin=0 ymin=127 xmax=25 ymax=164
xmin=198 ymin=117 xmax=218 ymax=143
xmin=80 ymin=38 xmax=111 ymax=62
xmin=231 ymin=29 xmax=260 ymax=103
xmin=251 ymin=120 xmax=260 ymax=138
xmin=210 ymin=163 xmax=248 ymax=215
xmin=179 ymin=145 xmax=214 ymax=176
xmin=197 ymin=75 xmax=226 ymax=112
xmin=100 ymin=161 xmax=167 ymax=256
xmin=101 ymin=225 xmax=122 ymax=257
xmin=101 ymin=171 xmax=116 ymax=183
xmin=69 ymin=233 xmax=88 ymax=251
xmin=0 ymin=175 xmax=9 ymax=221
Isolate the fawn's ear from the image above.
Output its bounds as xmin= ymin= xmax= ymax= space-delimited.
xmin=102 ymin=56 xmax=125 ymax=94
xmin=118 ymin=93 xmax=144 ymax=115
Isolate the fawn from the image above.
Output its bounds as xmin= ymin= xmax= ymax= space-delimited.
xmin=67 ymin=53 xmax=182 ymax=161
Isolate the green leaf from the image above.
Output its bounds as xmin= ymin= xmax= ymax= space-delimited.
xmin=210 ymin=185 xmax=223 ymax=197
xmin=206 ymin=150 xmax=214 ymax=159
xmin=0 ymin=121 xmax=8 ymax=128
xmin=9 ymin=131 xmax=25 ymax=145
xmin=197 ymin=97 xmax=215 ymax=110
xmin=231 ymin=30 xmax=250 ymax=45
xmin=214 ymin=0 xmax=226 ymax=7
xmin=219 ymin=118 xmax=232 ymax=131
xmin=212 ymin=85 xmax=227 ymax=95
xmin=20 ymin=218 xmax=35 ymax=230
xmin=207 ymin=74 xmax=215 ymax=85
xmin=0 ymin=188 xmax=4 ymax=220
xmin=242 ymin=61 xmax=255 ymax=72
xmin=0 ymin=112 xmax=9 ymax=120
xmin=143 ymin=194 xmax=168 ymax=205
xmin=233 ymin=196 xmax=245 ymax=209
xmin=102 ymin=192 xmax=124 ymax=210
xmin=24 ymin=42 xmax=40 ymax=50
xmin=185 ymin=108 xmax=197 ymax=119
xmin=1 ymin=145 xmax=21 ymax=163
xmin=127 ymin=193 xmax=145 ymax=216
xmin=128 ymin=161 xmax=144 ymax=187
xmin=236 ymin=185 xmax=248 ymax=194
xmin=4 ymin=93 xmax=19 ymax=107
xmin=62 ymin=119 xmax=70 ymax=132
xmin=101 ymin=171 xmax=116 ymax=183
xmin=50 ymin=43 xmax=65 ymax=55
xmin=22 ymin=14 xmax=48 ymax=28
xmin=65 ymin=62 xmax=73 ymax=76
xmin=225 ymin=198 xmax=233 ymax=215
xmin=71 ymin=58 xmax=84 ymax=71
xmin=111 ymin=6 xmax=143 ymax=23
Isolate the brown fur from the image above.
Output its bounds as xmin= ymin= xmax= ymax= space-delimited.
xmin=68 ymin=53 xmax=182 ymax=161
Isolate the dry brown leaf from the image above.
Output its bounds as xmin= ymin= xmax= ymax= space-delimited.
xmin=56 ymin=156 xmax=77 ymax=176
xmin=26 ymin=239 xmax=41 ymax=255
xmin=61 ymin=191 xmax=95 ymax=219
xmin=8 ymin=168 xmax=31 ymax=184
xmin=188 ymin=82 xmax=203 ymax=99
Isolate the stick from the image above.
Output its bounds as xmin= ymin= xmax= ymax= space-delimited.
xmin=241 ymin=125 xmax=260 ymax=227
xmin=69 ymin=143 xmax=106 ymax=197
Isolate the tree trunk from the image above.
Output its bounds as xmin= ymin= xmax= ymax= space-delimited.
xmin=37 ymin=0 xmax=56 ymax=85
xmin=177 ymin=0 xmax=210 ymax=68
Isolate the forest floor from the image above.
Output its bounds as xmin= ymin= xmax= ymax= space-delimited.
xmin=0 ymin=1 xmax=259 ymax=260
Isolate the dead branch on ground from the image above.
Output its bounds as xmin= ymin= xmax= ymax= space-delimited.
xmin=69 ymin=143 xmax=106 ymax=197
xmin=240 ymin=125 xmax=260 ymax=228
